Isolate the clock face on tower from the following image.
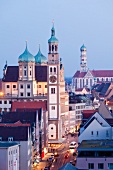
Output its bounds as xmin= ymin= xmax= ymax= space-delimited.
xmin=49 ymin=76 xmax=57 ymax=83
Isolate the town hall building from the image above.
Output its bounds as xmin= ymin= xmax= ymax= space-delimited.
xmin=72 ymin=44 xmax=113 ymax=89
xmin=0 ymin=24 xmax=69 ymax=143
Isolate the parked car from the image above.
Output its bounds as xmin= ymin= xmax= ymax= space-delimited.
xmin=69 ymin=141 xmax=77 ymax=149
xmin=44 ymin=167 xmax=50 ymax=170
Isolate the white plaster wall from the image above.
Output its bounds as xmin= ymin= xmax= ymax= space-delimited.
xmin=79 ymin=119 xmax=112 ymax=143
xmin=76 ymin=157 xmax=113 ymax=170
xmin=48 ymin=124 xmax=56 ymax=139
xmin=49 ymin=105 xmax=57 ymax=118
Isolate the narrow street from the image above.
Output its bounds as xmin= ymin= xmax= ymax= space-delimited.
xmin=34 ymin=133 xmax=78 ymax=170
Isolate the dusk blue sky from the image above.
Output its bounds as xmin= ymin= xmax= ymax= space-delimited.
xmin=0 ymin=0 xmax=113 ymax=77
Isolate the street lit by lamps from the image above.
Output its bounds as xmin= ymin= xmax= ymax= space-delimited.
xmin=0 ymin=92 xmax=4 ymax=96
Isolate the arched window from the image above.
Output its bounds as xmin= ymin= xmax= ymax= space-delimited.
xmin=49 ymin=45 xmax=51 ymax=51
xmin=54 ymin=67 xmax=56 ymax=73
xmin=97 ymin=78 xmax=99 ymax=82
xmin=55 ymin=45 xmax=57 ymax=51
xmin=106 ymin=78 xmax=108 ymax=82
xmin=52 ymin=45 xmax=54 ymax=51
xmin=50 ymin=67 xmax=52 ymax=73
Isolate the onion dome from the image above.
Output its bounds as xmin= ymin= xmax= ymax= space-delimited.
xmin=18 ymin=42 xmax=35 ymax=63
xmin=48 ymin=24 xmax=58 ymax=43
xmin=80 ymin=44 xmax=87 ymax=51
xmin=35 ymin=45 xmax=47 ymax=64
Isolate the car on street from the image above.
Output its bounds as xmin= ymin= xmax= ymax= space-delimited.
xmin=69 ymin=141 xmax=77 ymax=149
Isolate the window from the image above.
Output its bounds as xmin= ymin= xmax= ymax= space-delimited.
xmin=50 ymin=67 xmax=52 ymax=72
xmin=4 ymin=101 xmax=7 ymax=104
xmin=51 ymin=127 xmax=53 ymax=130
xmin=20 ymin=84 xmax=23 ymax=89
xmin=8 ymin=137 xmax=13 ymax=141
xmin=52 ymin=45 xmax=54 ymax=51
xmin=106 ymin=130 xmax=109 ymax=137
xmin=51 ymin=135 xmax=53 ymax=137
xmin=55 ymin=45 xmax=57 ymax=51
xmin=97 ymin=131 xmax=98 ymax=136
xmin=98 ymin=163 xmax=104 ymax=169
xmin=91 ymin=131 xmax=93 ymax=136
xmin=4 ymin=108 xmax=7 ymax=112
xmin=88 ymin=163 xmax=94 ymax=169
xmin=0 ymin=137 xmax=2 ymax=141
xmin=54 ymin=67 xmax=56 ymax=73
xmin=13 ymin=85 xmax=16 ymax=88
xmin=20 ymin=93 xmax=23 ymax=96
xmin=39 ymin=85 xmax=41 ymax=88
xmin=106 ymin=78 xmax=108 ymax=82
xmin=27 ymin=84 xmax=30 ymax=88
xmin=0 ymin=101 xmax=2 ymax=104
xmin=9 ymin=101 xmax=12 ymax=104
xmin=51 ymin=88 xmax=55 ymax=94
xmin=45 ymin=85 xmax=47 ymax=88
xmin=108 ymin=163 xmax=113 ymax=169
xmin=49 ymin=45 xmax=51 ymax=51
xmin=52 ymin=55 xmax=54 ymax=57
xmin=24 ymin=70 xmax=27 ymax=76
xmin=30 ymin=71 xmax=32 ymax=76
xmin=7 ymin=85 xmax=10 ymax=88
xmin=24 ymin=66 xmax=26 ymax=69
xmin=51 ymin=106 xmax=55 ymax=110
xmin=27 ymin=93 xmax=30 ymax=97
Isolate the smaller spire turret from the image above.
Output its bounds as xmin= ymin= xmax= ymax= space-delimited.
xmin=80 ymin=44 xmax=87 ymax=72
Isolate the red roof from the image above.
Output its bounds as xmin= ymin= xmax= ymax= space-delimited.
xmin=73 ymin=70 xmax=113 ymax=78
xmin=82 ymin=110 xmax=96 ymax=119
xmin=11 ymin=101 xmax=47 ymax=112
xmin=73 ymin=71 xmax=86 ymax=78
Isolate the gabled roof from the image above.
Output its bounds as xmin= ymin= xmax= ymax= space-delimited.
xmin=0 ymin=126 xmax=30 ymax=141
xmin=98 ymin=101 xmax=112 ymax=119
xmin=1 ymin=111 xmax=39 ymax=124
xmin=2 ymin=66 xmax=19 ymax=82
xmin=82 ymin=110 xmax=96 ymax=119
xmin=11 ymin=101 xmax=47 ymax=112
xmin=58 ymin=163 xmax=78 ymax=170
xmin=73 ymin=71 xmax=86 ymax=78
xmin=83 ymin=112 xmax=110 ymax=130
xmin=73 ymin=70 xmax=113 ymax=78
xmin=35 ymin=65 xmax=47 ymax=82
xmin=2 ymin=65 xmax=47 ymax=82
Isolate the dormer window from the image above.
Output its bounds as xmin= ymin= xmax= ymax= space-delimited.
xmin=8 ymin=137 xmax=13 ymax=142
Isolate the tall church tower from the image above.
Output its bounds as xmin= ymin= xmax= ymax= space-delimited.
xmin=47 ymin=23 xmax=63 ymax=142
xmin=80 ymin=44 xmax=87 ymax=72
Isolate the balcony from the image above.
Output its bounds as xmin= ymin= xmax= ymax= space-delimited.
xmin=0 ymin=93 xmax=47 ymax=100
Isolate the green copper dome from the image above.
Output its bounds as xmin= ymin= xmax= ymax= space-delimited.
xmin=35 ymin=46 xmax=47 ymax=64
xmin=18 ymin=43 xmax=35 ymax=63
xmin=48 ymin=25 xmax=58 ymax=43
xmin=80 ymin=44 xmax=86 ymax=51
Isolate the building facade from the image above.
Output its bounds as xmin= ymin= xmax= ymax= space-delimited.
xmin=0 ymin=142 xmax=19 ymax=170
xmin=72 ymin=44 xmax=113 ymax=89
xmin=47 ymin=25 xmax=69 ymax=142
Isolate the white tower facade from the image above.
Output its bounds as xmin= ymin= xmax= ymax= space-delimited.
xmin=47 ymin=25 xmax=63 ymax=142
xmin=80 ymin=44 xmax=87 ymax=72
